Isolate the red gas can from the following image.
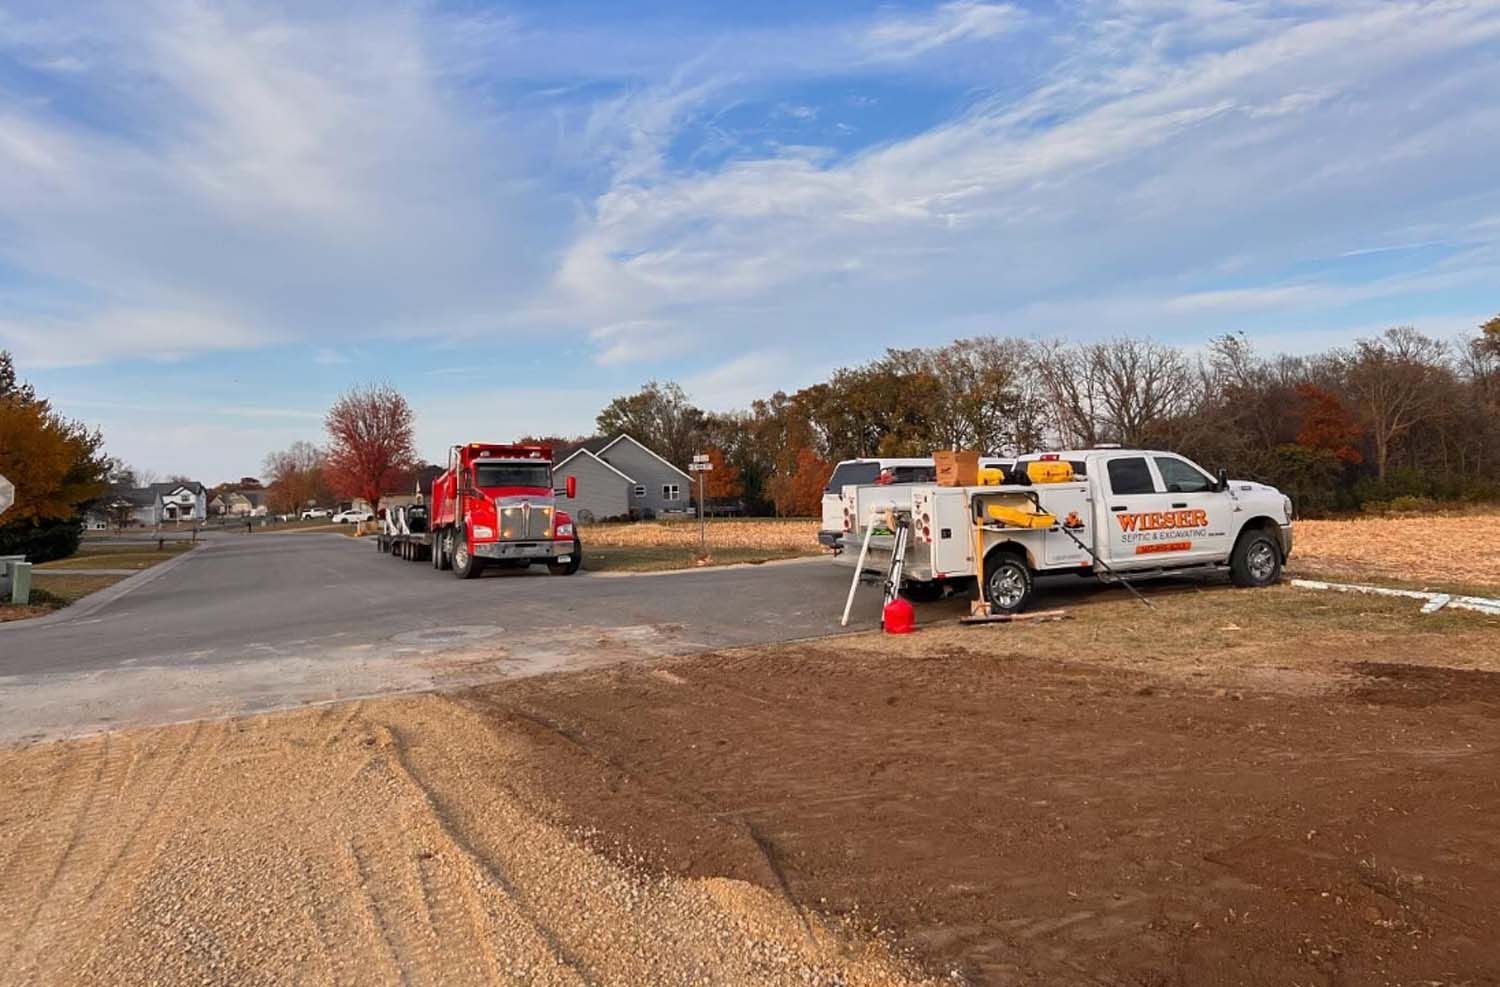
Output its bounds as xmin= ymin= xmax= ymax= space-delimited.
xmin=882 ymin=596 xmax=916 ymax=634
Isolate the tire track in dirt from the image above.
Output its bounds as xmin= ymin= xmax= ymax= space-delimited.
xmin=379 ymin=722 xmax=599 ymax=987
xmin=3 ymin=732 xmax=115 ymax=974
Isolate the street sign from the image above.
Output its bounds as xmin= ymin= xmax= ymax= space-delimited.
xmin=0 ymin=474 xmax=13 ymax=519
xmin=691 ymin=454 xmax=710 ymax=464
xmin=688 ymin=462 xmax=714 ymax=472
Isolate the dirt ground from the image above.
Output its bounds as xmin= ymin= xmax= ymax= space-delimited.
xmin=464 ymin=587 xmax=1500 ymax=986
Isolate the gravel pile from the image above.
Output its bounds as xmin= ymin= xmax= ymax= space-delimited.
xmin=0 ymin=697 xmax=938 ymax=986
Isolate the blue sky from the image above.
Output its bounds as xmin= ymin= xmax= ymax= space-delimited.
xmin=2 ymin=0 xmax=1498 ymax=482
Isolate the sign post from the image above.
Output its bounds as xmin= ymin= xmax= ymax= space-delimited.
xmin=689 ymin=455 xmax=712 ymax=558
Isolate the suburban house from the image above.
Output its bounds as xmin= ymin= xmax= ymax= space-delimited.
xmin=210 ymin=489 xmax=268 ymax=517
xmin=123 ymin=482 xmax=208 ymax=526
xmin=552 ymin=434 xmax=693 ymax=523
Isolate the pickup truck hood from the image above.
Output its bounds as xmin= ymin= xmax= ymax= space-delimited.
xmin=1230 ymin=480 xmax=1279 ymax=495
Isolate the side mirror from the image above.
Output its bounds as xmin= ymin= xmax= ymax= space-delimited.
xmin=555 ymin=475 xmax=577 ymax=499
xmin=1216 ymin=467 xmax=1229 ymax=492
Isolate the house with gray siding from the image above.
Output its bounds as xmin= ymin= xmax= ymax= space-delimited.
xmin=552 ymin=434 xmax=694 ymax=523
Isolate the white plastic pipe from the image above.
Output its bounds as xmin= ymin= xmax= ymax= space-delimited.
xmin=1290 ymin=578 xmax=1500 ymax=617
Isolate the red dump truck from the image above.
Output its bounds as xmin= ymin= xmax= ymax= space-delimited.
xmin=377 ymin=443 xmax=581 ymax=579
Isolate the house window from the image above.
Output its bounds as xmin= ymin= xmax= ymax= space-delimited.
xmin=662 ymin=483 xmax=680 ymax=501
xmin=634 ymin=485 xmax=647 ymax=498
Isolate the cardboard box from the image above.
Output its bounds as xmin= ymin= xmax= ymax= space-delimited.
xmin=934 ymin=449 xmax=980 ymax=487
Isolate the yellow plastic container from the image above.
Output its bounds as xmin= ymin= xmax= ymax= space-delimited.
xmin=1025 ymin=460 xmax=1075 ymax=484
xmin=977 ymin=467 xmax=1008 ymax=486
xmin=985 ymin=503 xmax=1056 ymax=529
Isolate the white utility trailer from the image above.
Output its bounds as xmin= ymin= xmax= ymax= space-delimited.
xmin=836 ymin=448 xmax=1294 ymax=613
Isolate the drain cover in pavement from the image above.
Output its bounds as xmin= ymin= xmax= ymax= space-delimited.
xmin=392 ymin=625 xmax=505 ymax=647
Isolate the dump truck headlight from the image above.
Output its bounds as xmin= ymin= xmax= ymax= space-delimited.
xmin=472 ymin=524 xmax=494 ymax=540
xmin=556 ymin=523 xmax=574 ymax=538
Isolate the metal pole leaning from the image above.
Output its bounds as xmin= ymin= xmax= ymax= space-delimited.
xmin=840 ymin=510 xmax=880 ymax=627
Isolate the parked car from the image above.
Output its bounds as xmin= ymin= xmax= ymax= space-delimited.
xmin=331 ymin=510 xmax=373 ymax=524
xmin=301 ymin=508 xmax=331 ymax=520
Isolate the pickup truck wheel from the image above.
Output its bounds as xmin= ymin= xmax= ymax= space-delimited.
xmin=548 ymin=538 xmax=582 ymax=575
xmin=451 ymin=537 xmax=484 ymax=579
xmin=984 ymin=553 xmax=1033 ymax=614
xmin=1230 ymin=530 xmax=1281 ymax=588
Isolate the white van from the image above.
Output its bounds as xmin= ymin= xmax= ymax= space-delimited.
xmin=818 ymin=456 xmax=1011 ymax=552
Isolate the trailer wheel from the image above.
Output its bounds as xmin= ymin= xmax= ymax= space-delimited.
xmin=983 ymin=551 xmax=1033 ymax=614
xmin=548 ymin=538 xmax=582 ymax=576
xmin=451 ymin=536 xmax=483 ymax=579
xmin=1230 ymin=529 xmax=1281 ymax=588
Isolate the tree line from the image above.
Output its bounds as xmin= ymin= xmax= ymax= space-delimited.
xmin=543 ymin=319 xmax=1500 ymax=517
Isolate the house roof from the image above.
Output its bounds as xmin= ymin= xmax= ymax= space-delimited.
xmin=554 ymin=446 xmax=636 ymax=484
xmin=599 ymin=434 xmax=693 ymax=482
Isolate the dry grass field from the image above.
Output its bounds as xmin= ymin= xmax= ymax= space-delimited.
xmin=1293 ymin=512 xmax=1500 ymax=592
xmin=583 ymin=518 xmax=820 ymax=551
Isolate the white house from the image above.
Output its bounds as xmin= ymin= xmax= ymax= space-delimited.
xmin=124 ymin=482 xmax=208 ymax=526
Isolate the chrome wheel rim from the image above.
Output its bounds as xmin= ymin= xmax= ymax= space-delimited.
xmin=989 ymin=565 xmax=1026 ymax=608
xmin=1247 ymin=541 xmax=1276 ymax=582
xmin=452 ymin=536 xmax=467 ymax=570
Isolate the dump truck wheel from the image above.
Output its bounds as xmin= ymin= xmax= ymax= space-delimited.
xmin=984 ymin=551 xmax=1032 ymax=614
xmin=451 ymin=537 xmax=483 ymax=579
xmin=1230 ymin=530 xmax=1280 ymax=587
xmin=548 ymin=538 xmax=582 ymax=575
xmin=433 ymin=531 xmax=451 ymax=571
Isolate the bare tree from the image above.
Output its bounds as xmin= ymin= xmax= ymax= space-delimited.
xmin=1038 ymin=337 xmax=1195 ymax=448
xmin=263 ymin=440 xmax=330 ymax=513
xmin=1345 ymin=326 xmax=1450 ymax=480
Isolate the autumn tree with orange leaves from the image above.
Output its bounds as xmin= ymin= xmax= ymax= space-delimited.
xmin=766 ymin=447 xmax=831 ymax=517
xmin=700 ymin=447 xmax=744 ymax=501
xmin=324 ymin=383 xmax=418 ymax=513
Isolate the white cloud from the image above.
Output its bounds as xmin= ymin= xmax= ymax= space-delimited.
xmin=0 ymin=1 xmax=554 ymax=366
xmin=550 ymin=0 xmax=1500 ymax=353
xmin=862 ymin=2 xmax=1022 ymax=59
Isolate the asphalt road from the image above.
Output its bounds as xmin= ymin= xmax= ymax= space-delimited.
xmin=0 ymin=531 xmax=907 ymax=741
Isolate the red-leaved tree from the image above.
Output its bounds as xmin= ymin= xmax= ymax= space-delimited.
xmin=324 ymin=382 xmax=418 ymax=511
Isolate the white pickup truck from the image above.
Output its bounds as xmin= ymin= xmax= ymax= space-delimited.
xmin=837 ymin=448 xmax=1294 ymax=613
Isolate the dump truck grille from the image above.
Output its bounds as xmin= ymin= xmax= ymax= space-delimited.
xmin=497 ymin=501 xmax=554 ymax=541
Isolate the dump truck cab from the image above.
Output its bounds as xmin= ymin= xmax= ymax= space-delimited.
xmin=430 ymin=443 xmax=581 ymax=579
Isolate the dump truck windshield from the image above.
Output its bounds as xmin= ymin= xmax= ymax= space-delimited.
xmin=474 ymin=463 xmax=552 ymax=489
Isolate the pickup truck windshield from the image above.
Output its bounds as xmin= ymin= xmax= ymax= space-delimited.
xmin=474 ymin=463 xmax=552 ymax=488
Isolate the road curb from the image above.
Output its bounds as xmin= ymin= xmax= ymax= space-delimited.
xmin=0 ymin=543 xmax=208 ymax=632
xmin=584 ymin=554 xmax=830 ymax=579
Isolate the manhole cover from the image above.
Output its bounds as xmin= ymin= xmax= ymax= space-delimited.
xmin=392 ymin=624 xmax=504 ymax=647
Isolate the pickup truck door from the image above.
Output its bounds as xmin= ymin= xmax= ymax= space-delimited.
xmin=1150 ymin=454 xmax=1235 ymax=562
xmin=1099 ymin=454 xmax=1224 ymax=568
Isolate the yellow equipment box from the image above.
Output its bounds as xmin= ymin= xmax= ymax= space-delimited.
xmin=1025 ymin=460 xmax=1075 ymax=484
xmin=977 ymin=466 xmax=1008 ymax=486
xmin=985 ymin=502 xmax=1057 ymax=529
